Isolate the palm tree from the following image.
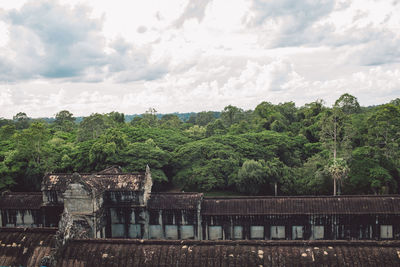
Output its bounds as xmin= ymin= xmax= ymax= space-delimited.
xmin=328 ymin=158 xmax=349 ymax=196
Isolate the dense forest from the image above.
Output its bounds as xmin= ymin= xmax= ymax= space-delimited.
xmin=0 ymin=94 xmax=399 ymax=196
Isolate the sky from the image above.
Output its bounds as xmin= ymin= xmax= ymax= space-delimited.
xmin=0 ymin=0 xmax=399 ymax=118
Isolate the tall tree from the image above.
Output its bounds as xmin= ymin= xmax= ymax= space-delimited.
xmin=9 ymin=122 xmax=51 ymax=190
xmin=89 ymin=128 xmax=127 ymax=170
xmin=320 ymin=98 xmax=353 ymax=195
xmin=142 ymin=108 xmax=158 ymax=127
xmin=220 ymin=105 xmax=244 ymax=127
xmin=327 ymin=157 xmax=349 ymax=195
xmin=236 ymin=160 xmax=268 ymax=195
xmin=235 ymin=158 xmax=285 ymax=195
xmin=298 ymin=100 xmax=326 ymax=143
xmin=367 ymin=104 xmax=400 ymax=161
xmin=77 ymin=113 xmax=107 ymax=141
xmin=254 ymin=101 xmax=289 ymax=132
xmin=106 ymin=111 xmax=125 ymax=125
xmin=13 ymin=112 xmax=30 ymax=130
xmin=334 ymin=93 xmax=361 ymax=115
xmin=54 ymin=110 xmax=75 ymax=131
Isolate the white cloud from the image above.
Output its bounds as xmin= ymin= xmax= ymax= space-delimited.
xmin=0 ymin=0 xmax=167 ymax=82
xmin=0 ymin=0 xmax=399 ymax=118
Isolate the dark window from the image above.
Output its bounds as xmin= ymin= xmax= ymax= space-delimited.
xmin=149 ymin=210 xmax=160 ymax=225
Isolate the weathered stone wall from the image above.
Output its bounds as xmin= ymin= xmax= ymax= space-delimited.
xmin=63 ymin=183 xmax=93 ymax=214
xmin=62 ymin=183 xmax=98 ymax=238
xmin=143 ymin=165 xmax=153 ymax=205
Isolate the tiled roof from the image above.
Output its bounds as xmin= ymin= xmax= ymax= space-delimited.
xmin=0 ymin=192 xmax=43 ymax=210
xmin=56 ymin=239 xmax=400 ymax=267
xmin=97 ymin=166 xmax=123 ymax=174
xmin=0 ymin=227 xmax=56 ymax=267
xmin=148 ymin=192 xmax=203 ymax=210
xmin=201 ymin=195 xmax=400 ymax=215
xmin=1 ymin=228 xmax=400 ymax=266
xmin=42 ymin=172 xmax=146 ymax=192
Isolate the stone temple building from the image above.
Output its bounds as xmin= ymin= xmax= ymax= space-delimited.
xmin=1 ymin=166 xmax=400 ymax=241
xmin=1 ymin=166 xmax=400 ymax=266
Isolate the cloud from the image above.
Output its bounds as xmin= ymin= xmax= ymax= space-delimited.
xmin=0 ymin=0 xmax=166 ymax=82
xmin=0 ymin=0 xmax=399 ymax=119
xmin=143 ymin=56 xmax=400 ymax=112
xmin=1 ymin=58 xmax=399 ymax=119
xmin=245 ymin=0 xmax=336 ymax=47
xmin=174 ymin=0 xmax=213 ymax=27
xmin=343 ymin=31 xmax=400 ymax=66
xmin=0 ymin=1 xmax=106 ymax=80
xmin=248 ymin=0 xmax=335 ymax=30
xmin=106 ymin=38 xmax=168 ymax=82
xmin=244 ymin=0 xmax=400 ymax=62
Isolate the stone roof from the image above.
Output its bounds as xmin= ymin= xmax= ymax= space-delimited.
xmin=202 ymin=195 xmax=400 ymax=215
xmin=0 ymin=227 xmax=56 ymax=266
xmin=147 ymin=192 xmax=203 ymax=210
xmin=42 ymin=169 xmax=147 ymax=193
xmin=97 ymin=166 xmax=123 ymax=174
xmin=55 ymin=239 xmax=400 ymax=266
xmin=1 ymin=228 xmax=400 ymax=266
xmin=0 ymin=192 xmax=43 ymax=210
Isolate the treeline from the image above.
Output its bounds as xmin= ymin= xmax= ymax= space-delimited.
xmin=0 ymin=94 xmax=399 ymax=196
xmin=37 ymin=112 xmax=204 ymax=124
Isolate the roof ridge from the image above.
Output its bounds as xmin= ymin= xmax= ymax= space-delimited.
xmin=2 ymin=191 xmax=42 ymax=195
xmin=204 ymin=194 xmax=400 ymax=199
xmin=0 ymin=227 xmax=58 ymax=233
xmin=70 ymin=238 xmax=400 ymax=247
xmin=150 ymin=192 xmax=203 ymax=195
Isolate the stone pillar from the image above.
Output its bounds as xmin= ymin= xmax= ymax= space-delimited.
xmin=197 ymin=200 xmax=202 ymax=240
xmin=143 ymin=209 xmax=150 ymax=239
xmin=143 ymin=165 xmax=153 ymax=206
xmin=63 ymin=181 xmax=95 ymax=238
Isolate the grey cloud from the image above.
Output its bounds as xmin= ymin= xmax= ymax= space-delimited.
xmin=0 ymin=1 xmax=166 ymax=83
xmin=248 ymin=0 xmax=400 ymax=68
xmin=137 ymin=26 xmax=147 ymax=34
xmin=323 ymin=26 xmax=400 ymax=66
xmin=107 ymin=38 xmax=168 ymax=82
xmin=248 ymin=0 xmax=335 ymax=38
xmin=174 ymin=0 xmax=213 ymax=27
xmin=2 ymin=1 xmax=106 ymax=80
xmin=352 ymin=37 xmax=400 ymax=66
xmin=247 ymin=0 xmax=394 ymax=51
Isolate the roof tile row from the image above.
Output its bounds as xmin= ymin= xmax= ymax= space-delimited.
xmin=1 ymin=228 xmax=400 ymax=266
xmin=201 ymin=195 xmax=400 ymax=215
xmin=0 ymin=192 xmax=43 ymax=210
